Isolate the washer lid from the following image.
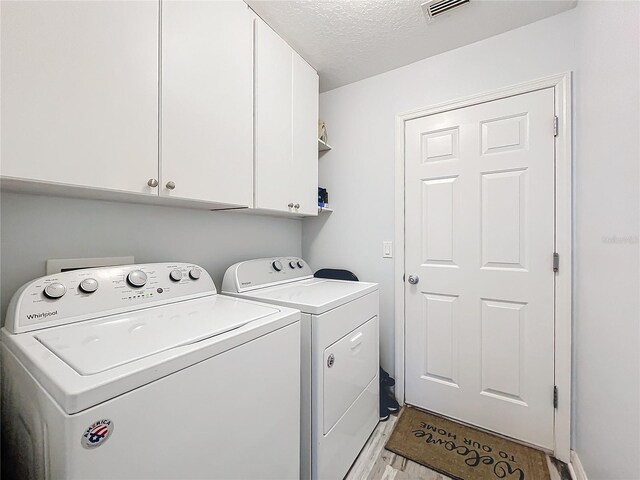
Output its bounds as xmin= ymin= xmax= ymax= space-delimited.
xmin=237 ymin=278 xmax=378 ymax=315
xmin=35 ymin=295 xmax=279 ymax=375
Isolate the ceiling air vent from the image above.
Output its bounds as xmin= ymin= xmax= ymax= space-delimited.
xmin=421 ymin=0 xmax=470 ymax=21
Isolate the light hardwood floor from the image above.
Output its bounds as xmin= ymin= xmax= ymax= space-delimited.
xmin=345 ymin=413 xmax=570 ymax=480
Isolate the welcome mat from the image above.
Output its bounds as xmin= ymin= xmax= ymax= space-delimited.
xmin=385 ymin=407 xmax=551 ymax=480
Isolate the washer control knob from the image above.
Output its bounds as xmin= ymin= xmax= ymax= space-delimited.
xmin=189 ymin=268 xmax=201 ymax=280
xmin=127 ymin=270 xmax=147 ymax=288
xmin=272 ymin=260 xmax=283 ymax=272
xmin=79 ymin=278 xmax=99 ymax=294
xmin=44 ymin=283 xmax=66 ymax=299
xmin=169 ymin=270 xmax=183 ymax=282
xmin=289 ymin=261 xmax=296 ymax=269
xmin=296 ymin=260 xmax=304 ymax=268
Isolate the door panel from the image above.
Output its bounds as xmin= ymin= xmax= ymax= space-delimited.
xmin=481 ymin=169 xmax=528 ymax=269
xmin=423 ymin=293 xmax=458 ymax=386
xmin=480 ymin=299 xmax=527 ymax=403
xmin=161 ymin=0 xmax=253 ymax=205
xmin=404 ymin=88 xmax=556 ymax=448
xmin=422 ymin=177 xmax=457 ymax=266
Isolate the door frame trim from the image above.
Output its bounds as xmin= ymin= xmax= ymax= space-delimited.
xmin=394 ymin=72 xmax=572 ymax=462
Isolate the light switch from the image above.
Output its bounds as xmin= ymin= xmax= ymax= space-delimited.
xmin=383 ymin=241 xmax=393 ymax=258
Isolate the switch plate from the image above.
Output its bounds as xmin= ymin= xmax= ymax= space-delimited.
xmin=383 ymin=241 xmax=393 ymax=258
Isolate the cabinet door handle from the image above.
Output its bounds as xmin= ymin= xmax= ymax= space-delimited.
xmin=166 ymin=181 xmax=176 ymax=190
xmin=294 ymin=203 xmax=300 ymax=209
xmin=147 ymin=178 xmax=158 ymax=188
xmin=288 ymin=203 xmax=294 ymax=208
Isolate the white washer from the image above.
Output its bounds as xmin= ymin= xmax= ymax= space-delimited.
xmin=222 ymin=257 xmax=379 ymax=480
xmin=1 ymin=263 xmax=301 ymax=480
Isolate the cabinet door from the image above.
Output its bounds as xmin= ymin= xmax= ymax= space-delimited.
xmin=161 ymin=0 xmax=253 ymax=206
xmin=1 ymin=1 xmax=159 ymax=194
xmin=292 ymin=53 xmax=319 ymax=216
xmin=254 ymin=19 xmax=294 ymax=213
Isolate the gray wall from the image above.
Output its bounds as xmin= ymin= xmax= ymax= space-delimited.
xmin=0 ymin=192 xmax=302 ymax=320
xmin=303 ymin=2 xmax=639 ymax=479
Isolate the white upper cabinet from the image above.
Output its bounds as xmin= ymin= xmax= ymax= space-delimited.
xmin=292 ymin=52 xmax=320 ymax=216
xmin=254 ymin=20 xmax=294 ymax=213
xmin=255 ymin=19 xmax=319 ymax=216
xmin=2 ymin=1 xmax=316 ymax=214
xmin=0 ymin=1 xmax=159 ymax=194
xmin=161 ymin=0 xmax=253 ymax=206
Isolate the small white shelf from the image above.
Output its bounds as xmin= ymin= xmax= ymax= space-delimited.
xmin=318 ymin=139 xmax=332 ymax=152
xmin=318 ymin=206 xmax=333 ymax=214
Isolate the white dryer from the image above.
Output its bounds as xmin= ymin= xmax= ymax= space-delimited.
xmin=1 ymin=263 xmax=301 ymax=480
xmin=222 ymin=257 xmax=379 ymax=480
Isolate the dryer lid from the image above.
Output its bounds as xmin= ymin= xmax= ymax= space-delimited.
xmin=35 ymin=295 xmax=279 ymax=375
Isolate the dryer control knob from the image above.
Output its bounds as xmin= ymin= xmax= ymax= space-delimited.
xmin=44 ymin=283 xmax=66 ymax=299
xmin=272 ymin=260 xmax=283 ymax=272
xmin=189 ymin=268 xmax=201 ymax=280
xmin=296 ymin=261 xmax=304 ymax=268
xmin=169 ymin=270 xmax=183 ymax=282
xmin=289 ymin=261 xmax=296 ymax=269
xmin=79 ymin=278 xmax=99 ymax=293
xmin=127 ymin=270 xmax=147 ymax=288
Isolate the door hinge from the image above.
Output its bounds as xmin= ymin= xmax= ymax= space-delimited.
xmin=553 ymin=252 xmax=559 ymax=273
xmin=553 ymin=116 xmax=559 ymax=137
xmin=553 ymin=386 xmax=558 ymax=409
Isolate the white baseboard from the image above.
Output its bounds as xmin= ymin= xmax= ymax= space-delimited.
xmin=569 ymin=450 xmax=588 ymax=480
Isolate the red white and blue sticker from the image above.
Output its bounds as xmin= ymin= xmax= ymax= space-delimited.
xmin=81 ymin=419 xmax=114 ymax=449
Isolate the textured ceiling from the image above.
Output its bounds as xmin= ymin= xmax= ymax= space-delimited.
xmin=245 ymin=0 xmax=577 ymax=92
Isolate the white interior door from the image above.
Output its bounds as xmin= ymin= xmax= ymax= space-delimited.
xmin=404 ymin=88 xmax=556 ymax=449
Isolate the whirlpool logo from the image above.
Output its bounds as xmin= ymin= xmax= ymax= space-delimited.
xmin=26 ymin=310 xmax=58 ymax=320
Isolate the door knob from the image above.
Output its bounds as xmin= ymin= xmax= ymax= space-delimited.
xmin=408 ymin=275 xmax=419 ymax=285
xmin=147 ymin=178 xmax=158 ymax=188
xmin=288 ymin=203 xmax=294 ymax=208
xmin=166 ymin=181 xmax=176 ymax=190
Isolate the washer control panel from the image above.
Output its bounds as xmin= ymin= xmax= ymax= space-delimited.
xmin=5 ymin=263 xmax=215 ymax=334
xmin=222 ymin=257 xmax=314 ymax=293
